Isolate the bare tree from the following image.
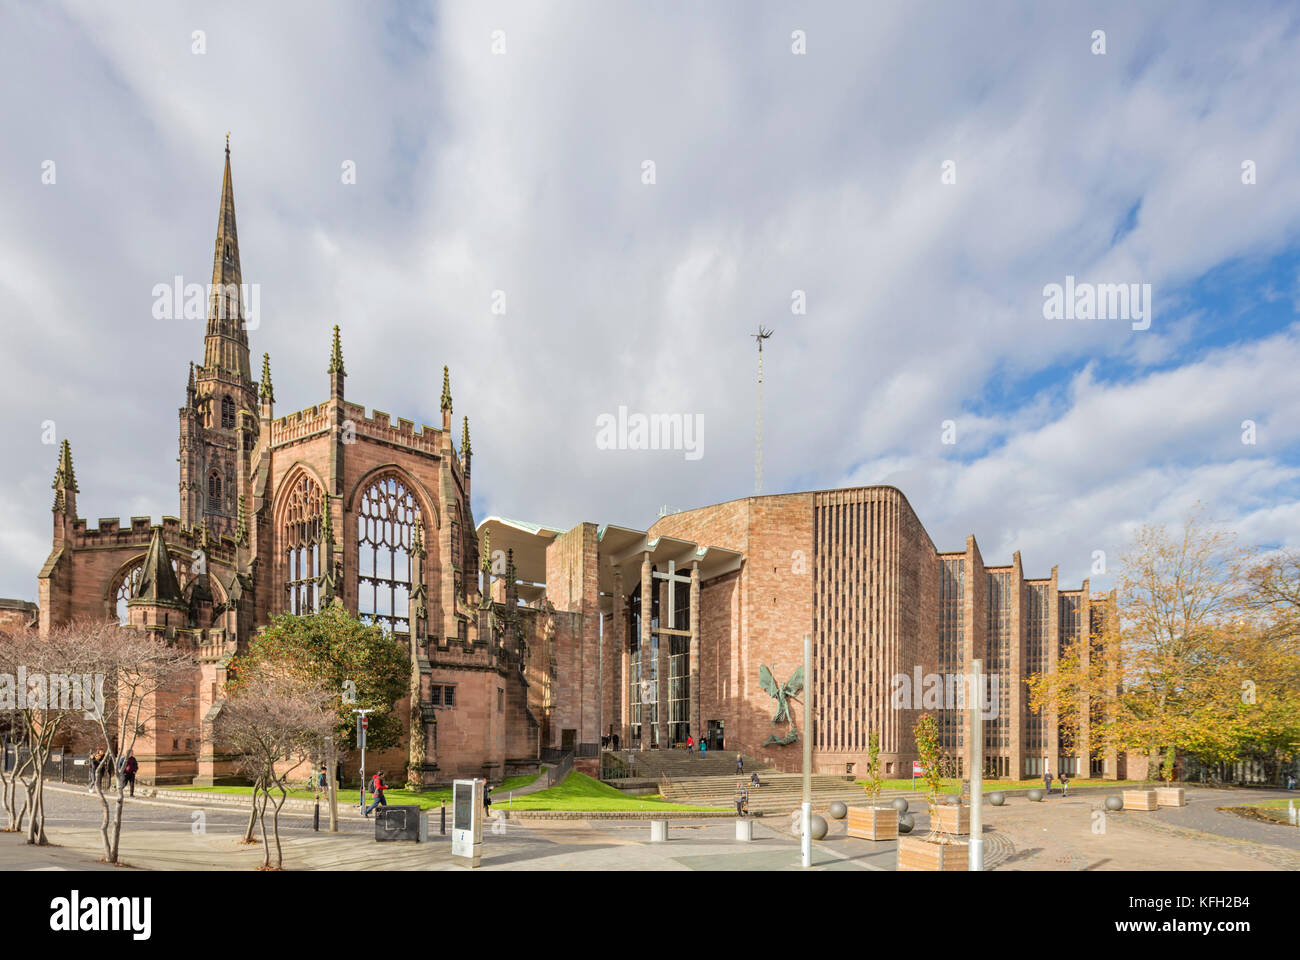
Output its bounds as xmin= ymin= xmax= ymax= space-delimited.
xmin=0 ymin=623 xmax=103 ymax=845
xmin=78 ymin=621 xmax=197 ymax=864
xmin=216 ymin=671 xmax=333 ymax=870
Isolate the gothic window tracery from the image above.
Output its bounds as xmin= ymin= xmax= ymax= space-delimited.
xmin=282 ymin=474 xmax=324 ymax=615
xmin=207 ymin=471 xmax=222 ymax=513
xmin=356 ymin=473 xmax=420 ymax=634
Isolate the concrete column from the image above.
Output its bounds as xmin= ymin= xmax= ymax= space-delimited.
xmin=657 ymin=578 xmax=670 ymax=749
xmin=640 ymin=554 xmax=652 ymax=750
xmin=689 ymin=560 xmax=701 ymax=741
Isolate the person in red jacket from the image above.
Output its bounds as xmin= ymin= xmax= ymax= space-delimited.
xmin=364 ymin=770 xmax=388 ymax=817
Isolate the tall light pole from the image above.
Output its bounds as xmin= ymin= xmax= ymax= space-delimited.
xmin=752 ymin=326 xmax=773 ymax=496
xmin=969 ymin=660 xmax=984 ymax=871
xmin=801 ymin=631 xmax=812 ymax=868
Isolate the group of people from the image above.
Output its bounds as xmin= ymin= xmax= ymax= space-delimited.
xmin=683 ymin=735 xmax=714 ymax=755
xmin=599 ymin=734 xmax=621 ymax=751
xmin=1043 ymin=770 xmax=1070 ymax=796
xmin=86 ymin=748 xmax=138 ymax=796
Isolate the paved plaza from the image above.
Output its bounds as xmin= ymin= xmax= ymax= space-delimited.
xmin=2 ymin=784 xmax=1296 ymax=871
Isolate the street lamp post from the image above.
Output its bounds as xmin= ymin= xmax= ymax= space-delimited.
xmin=801 ymin=631 xmax=812 ymax=869
xmin=969 ymin=659 xmax=984 ymax=871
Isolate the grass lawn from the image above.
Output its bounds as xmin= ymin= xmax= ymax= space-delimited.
xmin=494 ymin=771 xmax=726 ymax=812
xmin=864 ymin=777 xmax=1149 ymax=795
xmin=1227 ymin=796 xmax=1300 ymax=810
xmin=167 ymin=771 xmax=541 ymax=812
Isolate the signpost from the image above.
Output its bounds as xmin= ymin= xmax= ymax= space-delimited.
xmin=451 ymin=778 xmax=484 ymax=867
xmin=912 ymin=759 xmax=924 ymax=791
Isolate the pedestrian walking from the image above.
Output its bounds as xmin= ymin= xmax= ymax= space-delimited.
xmin=363 ymin=770 xmax=388 ymax=817
xmin=122 ymin=753 xmax=137 ymax=797
xmin=737 ymin=754 xmax=744 ymax=775
xmin=1043 ymin=769 xmax=1053 ymax=796
xmin=700 ymin=738 xmax=707 ymax=756
xmin=336 ymin=759 xmax=344 ymax=787
xmin=319 ymin=763 xmax=329 ymax=794
xmin=1059 ymin=772 xmax=1069 ymax=797
xmin=686 ymin=734 xmax=694 ymax=756
xmin=87 ymin=747 xmax=105 ymax=793
xmin=484 ymin=785 xmax=493 ymax=816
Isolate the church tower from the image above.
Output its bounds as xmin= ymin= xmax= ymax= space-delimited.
xmin=180 ymin=139 xmax=260 ymax=540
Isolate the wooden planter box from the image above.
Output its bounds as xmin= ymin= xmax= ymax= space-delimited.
xmin=846 ymin=805 xmax=897 ymax=841
xmin=933 ymin=804 xmax=970 ymax=836
xmin=1124 ymin=789 xmax=1159 ymax=811
xmin=897 ymin=835 xmax=968 ymax=871
xmin=1155 ymin=787 xmax=1186 ymax=807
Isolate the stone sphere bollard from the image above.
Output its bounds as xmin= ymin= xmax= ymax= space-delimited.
xmin=892 ymin=797 xmax=909 ymax=813
xmin=1105 ymin=795 xmax=1124 ymax=811
xmin=809 ymin=814 xmax=828 ymax=841
xmin=829 ymin=801 xmax=847 ymax=820
xmin=988 ymin=791 xmax=1006 ymax=806
xmin=898 ymin=813 xmax=914 ymax=834
xmin=1027 ymin=789 xmax=1044 ymax=802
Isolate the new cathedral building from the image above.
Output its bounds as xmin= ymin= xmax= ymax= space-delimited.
xmin=21 ymin=146 xmax=1127 ymax=786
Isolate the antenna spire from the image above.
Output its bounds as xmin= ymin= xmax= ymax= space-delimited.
xmin=752 ymin=326 xmax=773 ymax=495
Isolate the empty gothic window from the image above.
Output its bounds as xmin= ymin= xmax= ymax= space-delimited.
xmin=112 ymin=557 xmax=184 ymax=623
xmin=282 ymin=474 xmax=324 ymax=615
xmin=356 ymin=473 xmax=420 ymax=634
xmin=208 ymin=472 xmax=222 ymax=513
xmin=113 ymin=563 xmax=144 ymax=624
xmin=221 ymin=396 xmax=235 ymax=429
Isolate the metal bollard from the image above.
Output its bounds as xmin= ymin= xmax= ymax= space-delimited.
xmin=440 ymin=802 xmax=446 ymax=835
xmin=313 ymin=799 xmax=320 ymax=831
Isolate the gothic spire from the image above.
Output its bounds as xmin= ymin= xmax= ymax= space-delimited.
xmin=211 ymin=136 xmax=241 ymax=292
xmin=440 ymin=365 xmax=452 ymax=413
xmin=202 ymin=138 xmax=252 ymax=383
xmin=51 ymin=439 xmax=78 ymax=514
xmin=259 ymin=353 xmax=274 ymax=403
xmin=187 ymin=361 xmax=196 ymax=396
xmin=235 ymin=495 xmax=248 ymax=546
xmin=461 ymin=416 xmax=472 ymax=458
xmin=328 ymin=325 xmax=345 ymax=375
xmin=133 ymin=526 xmax=184 ymax=604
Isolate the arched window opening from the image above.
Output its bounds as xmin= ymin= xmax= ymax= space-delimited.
xmin=112 ymin=556 xmax=185 ymax=624
xmin=207 ymin=472 xmax=222 ymax=513
xmin=356 ymin=473 xmax=419 ymax=634
xmin=221 ymin=396 xmax=236 ymax=429
xmin=283 ymin=475 xmax=324 ymax=615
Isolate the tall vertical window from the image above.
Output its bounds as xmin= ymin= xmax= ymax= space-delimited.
xmin=207 ymin=471 xmax=222 ymax=513
xmin=667 ymin=581 xmax=690 ymax=745
xmin=985 ymin=571 xmax=1012 ymax=751
xmin=628 ymin=586 xmax=643 ymax=745
xmin=1025 ymin=583 xmax=1050 ymax=751
xmin=283 ymin=475 xmax=323 ymax=615
xmin=356 ymin=473 xmax=420 ymax=634
xmin=221 ymin=396 xmax=235 ymax=429
xmin=938 ymin=558 xmax=965 ymax=751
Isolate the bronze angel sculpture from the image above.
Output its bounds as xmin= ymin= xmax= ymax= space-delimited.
xmin=759 ymin=664 xmax=804 ymax=746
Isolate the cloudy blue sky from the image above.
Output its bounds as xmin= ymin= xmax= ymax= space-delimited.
xmin=1 ymin=0 xmax=1299 ymax=600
